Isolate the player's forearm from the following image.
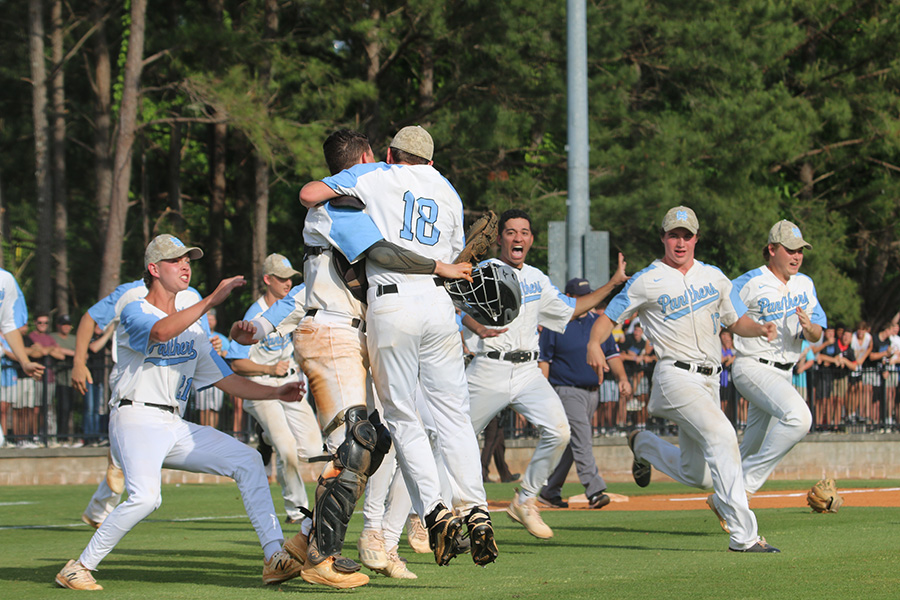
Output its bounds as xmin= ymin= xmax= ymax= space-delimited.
xmin=587 ymin=313 xmax=615 ymax=351
xmin=74 ymin=312 xmax=97 ymax=366
xmin=608 ymin=356 xmax=628 ymax=383
xmin=364 ymin=240 xmax=436 ymax=274
xmin=727 ymin=315 xmax=768 ymax=339
xmin=573 ymin=283 xmax=618 ymax=320
xmin=802 ymin=323 xmax=823 ymax=343
xmin=4 ymin=328 xmax=33 ymax=367
xmin=229 ymin=358 xmax=280 ymax=377
xmin=299 ymin=181 xmax=338 ymax=208
xmin=149 ymin=295 xmax=215 ymax=342
xmin=215 ymin=374 xmax=280 ymax=400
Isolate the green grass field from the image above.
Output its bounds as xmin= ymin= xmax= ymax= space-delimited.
xmin=2 ymin=480 xmax=898 ymax=599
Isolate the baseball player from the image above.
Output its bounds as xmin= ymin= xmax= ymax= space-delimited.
xmin=71 ymin=277 xmax=210 ymax=528
xmin=462 ymin=209 xmax=628 ymax=538
xmin=236 ymin=129 xmax=469 ymax=586
xmin=724 ymin=220 xmax=825 ymax=529
xmin=226 ymin=253 xmax=322 ymax=525
xmin=0 ymin=268 xmax=44 ymax=449
xmin=56 ymin=234 xmax=305 ymax=590
xmin=299 ymin=125 xmax=497 ymax=568
xmin=587 ymin=206 xmax=780 ymax=553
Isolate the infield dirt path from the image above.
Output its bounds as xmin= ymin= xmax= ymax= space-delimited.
xmin=489 ymin=487 xmax=900 ymax=511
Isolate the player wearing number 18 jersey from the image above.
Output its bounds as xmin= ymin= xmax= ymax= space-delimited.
xmin=300 ymin=126 xmax=496 ymax=567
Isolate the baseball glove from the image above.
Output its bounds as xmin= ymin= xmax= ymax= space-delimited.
xmin=807 ymin=478 xmax=843 ymax=513
xmin=455 ymin=210 xmax=498 ymax=264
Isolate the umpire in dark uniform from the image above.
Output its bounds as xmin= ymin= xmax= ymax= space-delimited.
xmin=537 ymin=278 xmax=632 ymax=509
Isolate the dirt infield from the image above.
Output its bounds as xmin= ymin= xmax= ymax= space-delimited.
xmin=489 ymin=487 xmax=900 ymax=512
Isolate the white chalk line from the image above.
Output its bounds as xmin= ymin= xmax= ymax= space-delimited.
xmin=664 ymin=487 xmax=900 ymax=503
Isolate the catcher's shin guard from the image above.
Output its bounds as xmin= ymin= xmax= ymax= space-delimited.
xmin=308 ymin=407 xmax=378 ymax=564
xmin=465 ymin=507 xmax=498 ymax=566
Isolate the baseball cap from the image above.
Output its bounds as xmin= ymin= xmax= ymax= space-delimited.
xmin=58 ymin=314 xmax=72 ymax=326
xmin=144 ymin=234 xmax=203 ymax=268
xmin=565 ymin=278 xmax=593 ymax=297
xmin=767 ymin=220 xmax=812 ymax=250
xmin=390 ymin=126 xmax=434 ymax=161
xmin=263 ymin=253 xmax=300 ymax=278
xmin=661 ymin=206 xmax=699 ymax=234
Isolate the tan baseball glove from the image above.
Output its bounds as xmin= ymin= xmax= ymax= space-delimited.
xmin=455 ymin=210 xmax=498 ymax=264
xmin=807 ymin=478 xmax=843 ymax=513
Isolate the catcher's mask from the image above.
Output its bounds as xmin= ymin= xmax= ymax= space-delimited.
xmin=444 ymin=262 xmax=521 ymax=326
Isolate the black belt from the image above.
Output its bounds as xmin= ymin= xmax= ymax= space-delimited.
xmin=758 ymin=358 xmax=794 ymax=371
xmin=119 ymin=399 xmax=176 ymax=414
xmin=375 ymin=279 xmax=443 ymax=297
xmin=673 ymin=361 xmax=722 ymax=376
xmin=303 ymin=246 xmax=328 ymax=260
xmin=305 ymin=308 xmax=364 ymax=330
xmin=573 ymin=384 xmax=599 ymax=392
xmin=485 ymin=351 xmax=539 ymax=364
xmin=758 ymin=358 xmax=793 ymax=371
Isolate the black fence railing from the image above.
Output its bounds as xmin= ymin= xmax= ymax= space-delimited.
xmin=502 ymin=362 xmax=900 ymax=440
xmin=1 ymin=356 xmax=258 ymax=448
xmin=3 ymin=356 xmax=898 ymax=448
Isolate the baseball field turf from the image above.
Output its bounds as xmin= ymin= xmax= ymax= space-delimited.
xmin=2 ymin=480 xmax=897 ymax=599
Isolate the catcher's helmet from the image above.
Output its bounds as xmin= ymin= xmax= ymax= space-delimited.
xmin=444 ymin=262 xmax=521 ymax=326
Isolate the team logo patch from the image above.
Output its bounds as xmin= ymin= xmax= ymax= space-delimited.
xmin=676 ymin=210 xmax=689 ymax=222
xmin=791 ymin=227 xmax=801 ymax=238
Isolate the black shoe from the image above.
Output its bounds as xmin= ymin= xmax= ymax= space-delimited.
xmin=425 ymin=505 xmax=464 ymax=566
xmin=500 ymin=473 xmax=521 ymax=483
xmin=628 ymin=430 xmax=651 ymax=487
xmin=588 ymin=492 xmax=610 ymax=509
xmin=537 ymin=493 xmax=568 ymax=509
xmin=465 ymin=507 xmax=498 ymax=566
xmin=728 ymin=538 xmax=780 ymax=553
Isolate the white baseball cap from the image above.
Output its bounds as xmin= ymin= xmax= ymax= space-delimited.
xmin=768 ymin=220 xmax=812 ymax=250
xmin=661 ymin=206 xmax=699 ymax=234
xmin=263 ymin=253 xmax=300 ymax=278
xmin=144 ymin=234 xmax=203 ymax=268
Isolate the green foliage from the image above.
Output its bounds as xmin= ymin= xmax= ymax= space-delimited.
xmin=2 ymin=0 xmax=900 ymax=325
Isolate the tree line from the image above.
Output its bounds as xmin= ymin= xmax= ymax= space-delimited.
xmin=1 ymin=0 xmax=898 ymax=328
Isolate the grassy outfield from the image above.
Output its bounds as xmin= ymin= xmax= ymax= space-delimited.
xmin=2 ymin=480 xmax=897 ymax=600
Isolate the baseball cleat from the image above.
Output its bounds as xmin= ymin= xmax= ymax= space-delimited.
xmin=262 ymin=549 xmax=303 ymax=584
xmin=301 ymin=556 xmax=370 ymax=588
xmin=426 ymin=505 xmax=464 ymax=566
xmin=105 ymin=450 xmax=125 ymax=495
xmin=588 ymin=492 xmax=611 ymax=509
xmin=283 ymin=531 xmax=308 ymax=564
xmin=406 ymin=513 xmax=430 ymax=553
xmin=628 ymin=430 xmax=652 ymax=487
xmin=706 ymin=494 xmax=730 ymax=533
xmin=728 ymin=537 xmax=780 ymax=553
xmin=537 ymin=493 xmax=569 ymax=509
xmin=56 ymin=559 xmax=103 ymax=590
xmin=506 ymin=491 xmax=553 ymax=539
xmin=371 ymin=546 xmax=417 ymax=579
xmin=465 ymin=506 xmax=499 ymax=566
xmin=81 ymin=513 xmax=101 ymax=529
xmin=357 ymin=528 xmax=389 ymax=570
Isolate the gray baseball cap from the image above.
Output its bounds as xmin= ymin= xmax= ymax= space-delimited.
xmin=144 ymin=234 xmax=203 ymax=268
xmin=661 ymin=206 xmax=699 ymax=234
xmin=390 ymin=126 xmax=434 ymax=161
xmin=768 ymin=220 xmax=812 ymax=250
xmin=263 ymin=253 xmax=300 ymax=278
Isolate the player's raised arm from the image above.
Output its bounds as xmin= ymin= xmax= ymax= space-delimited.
xmin=299 ymin=181 xmax=339 ymax=208
xmin=150 ymin=276 xmax=245 ymax=343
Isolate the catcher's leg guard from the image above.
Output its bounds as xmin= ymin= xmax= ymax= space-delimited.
xmin=308 ymin=407 xmax=379 ymax=566
xmin=465 ymin=507 xmax=498 ymax=566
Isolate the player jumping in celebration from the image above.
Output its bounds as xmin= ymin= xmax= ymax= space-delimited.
xmin=299 ymin=126 xmax=497 ymax=568
xmin=56 ymin=235 xmax=306 ymax=591
xmin=587 ymin=206 xmax=780 ymax=553
xmin=717 ymin=220 xmax=825 ymax=531
xmin=462 ymin=209 xmax=628 ymax=539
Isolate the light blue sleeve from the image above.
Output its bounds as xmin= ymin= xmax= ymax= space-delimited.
xmin=730 ymin=268 xmax=760 ymax=313
xmin=88 ymin=280 xmax=143 ymax=328
xmin=324 ymin=205 xmax=384 ymax=263
xmin=120 ymin=301 xmax=157 ymax=354
xmin=261 ymin=286 xmax=304 ymax=328
xmin=804 ymin=275 xmax=828 ymax=327
xmin=321 ymin=161 xmax=389 ymax=191
xmin=606 ymin=264 xmax=655 ymax=324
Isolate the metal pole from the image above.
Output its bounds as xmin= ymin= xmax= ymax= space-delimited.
xmin=566 ymin=0 xmax=589 ymax=279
